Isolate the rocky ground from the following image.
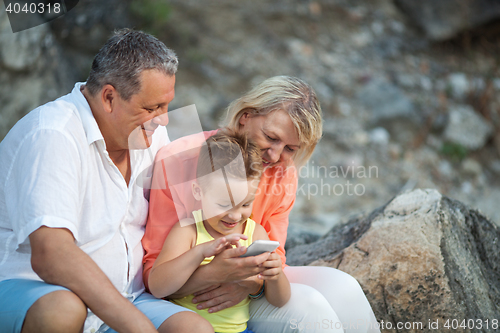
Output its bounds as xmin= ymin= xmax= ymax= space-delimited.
xmin=1 ymin=0 xmax=499 ymax=241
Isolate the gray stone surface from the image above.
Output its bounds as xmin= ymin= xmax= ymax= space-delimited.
xmin=443 ymin=105 xmax=494 ymax=150
xmin=395 ymin=0 xmax=500 ymax=40
xmin=356 ymin=77 xmax=416 ymax=126
xmin=287 ymin=189 xmax=500 ymax=332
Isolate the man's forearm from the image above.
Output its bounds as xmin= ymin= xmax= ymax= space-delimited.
xmin=30 ymin=227 xmax=157 ymax=333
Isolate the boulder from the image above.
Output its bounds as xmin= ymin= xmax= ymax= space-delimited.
xmin=395 ymin=0 xmax=500 ymax=40
xmin=287 ymin=189 xmax=500 ymax=332
xmin=443 ymin=105 xmax=494 ymax=151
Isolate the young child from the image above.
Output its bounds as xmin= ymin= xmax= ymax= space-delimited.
xmin=148 ymin=130 xmax=291 ymax=333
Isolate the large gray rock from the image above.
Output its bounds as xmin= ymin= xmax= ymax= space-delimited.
xmin=287 ymin=189 xmax=500 ymax=332
xmin=395 ymin=0 xmax=500 ymax=40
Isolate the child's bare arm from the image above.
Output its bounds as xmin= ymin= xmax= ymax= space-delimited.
xmin=252 ymin=224 xmax=291 ymax=307
xmin=148 ymin=219 xmax=199 ymax=298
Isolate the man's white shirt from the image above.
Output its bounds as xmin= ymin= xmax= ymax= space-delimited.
xmin=0 ymin=83 xmax=169 ymax=328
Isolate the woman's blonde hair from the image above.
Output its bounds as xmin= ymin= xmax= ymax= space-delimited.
xmin=223 ymin=76 xmax=322 ymax=168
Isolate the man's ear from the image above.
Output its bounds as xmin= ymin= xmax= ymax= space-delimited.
xmin=192 ymin=181 xmax=203 ymax=201
xmin=101 ymin=84 xmax=117 ymax=114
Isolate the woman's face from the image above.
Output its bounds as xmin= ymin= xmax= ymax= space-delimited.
xmin=239 ymin=109 xmax=301 ymax=167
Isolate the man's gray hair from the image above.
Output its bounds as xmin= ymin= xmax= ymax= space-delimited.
xmin=85 ymin=29 xmax=178 ymax=100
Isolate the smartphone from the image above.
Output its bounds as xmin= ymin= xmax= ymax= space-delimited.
xmin=240 ymin=240 xmax=280 ymax=257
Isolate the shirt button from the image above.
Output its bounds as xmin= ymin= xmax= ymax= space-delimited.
xmin=91 ymin=329 xmax=96 ymax=333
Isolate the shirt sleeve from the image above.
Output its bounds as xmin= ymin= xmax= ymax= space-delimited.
xmin=142 ymin=156 xmax=184 ymax=289
xmin=265 ymin=169 xmax=298 ymax=267
xmin=5 ymin=129 xmax=82 ymax=247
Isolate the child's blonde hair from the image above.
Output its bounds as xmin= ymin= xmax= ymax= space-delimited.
xmin=196 ymin=129 xmax=262 ymax=191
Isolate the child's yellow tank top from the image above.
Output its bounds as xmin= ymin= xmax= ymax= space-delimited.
xmin=172 ymin=210 xmax=256 ymax=332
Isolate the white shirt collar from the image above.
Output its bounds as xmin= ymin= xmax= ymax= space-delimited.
xmin=71 ymin=82 xmax=105 ymax=146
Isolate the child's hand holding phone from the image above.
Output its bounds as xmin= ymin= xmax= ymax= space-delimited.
xmin=258 ymin=252 xmax=283 ymax=280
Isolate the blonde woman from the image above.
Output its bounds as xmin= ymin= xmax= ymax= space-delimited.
xmin=143 ymin=76 xmax=380 ymax=333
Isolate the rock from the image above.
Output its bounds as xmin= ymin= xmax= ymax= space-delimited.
xmin=369 ymin=127 xmax=390 ymax=146
xmin=437 ymin=160 xmax=455 ymax=180
xmin=0 ymin=9 xmax=47 ymax=71
xmin=356 ymin=77 xmax=416 ymax=126
xmin=0 ymin=9 xmax=77 ymax=140
xmin=447 ymin=73 xmax=469 ymax=99
xmin=356 ymin=77 xmax=419 ymax=144
xmin=285 ymin=223 xmax=321 ymax=251
xmin=50 ymin=0 xmax=134 ymax=52
xmin=443 ymin=105 xmax=494 ymax=150
xmin=461 ymin=158 xmax=483 ymax=178
xmin=395 ymin=0 xmax=500 ymax=40
xmin=287 ymin=189 xmax=500 ymax=331
xmin=322 ymin=118 xmax=369 ymax=150
xmin=460 ymin=181 xmax=474 ymax=194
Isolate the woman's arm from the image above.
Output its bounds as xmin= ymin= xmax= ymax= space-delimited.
xmin=252 ymin=223 xmax=291 ymax=307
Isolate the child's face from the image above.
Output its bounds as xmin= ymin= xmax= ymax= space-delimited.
xmin=193 ymin=176 xmax=260 ymax=237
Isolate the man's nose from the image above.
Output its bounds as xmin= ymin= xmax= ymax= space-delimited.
xmin=152 ymin=111 xmax=169 ymax=126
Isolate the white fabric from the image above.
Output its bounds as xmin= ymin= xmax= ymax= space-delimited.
xmin=0 ymin=82 xmax=169 ymax=332
xmin=248 ymin=266 xmax=381 ymax=333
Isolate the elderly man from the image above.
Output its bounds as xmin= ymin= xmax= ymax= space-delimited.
xmin=0 ymin=29 xmax=213 ymax=333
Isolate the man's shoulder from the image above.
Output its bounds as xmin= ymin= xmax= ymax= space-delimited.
xmin=0 ymin=89 xmax=88 ymax=157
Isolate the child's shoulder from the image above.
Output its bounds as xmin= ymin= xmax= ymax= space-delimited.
xmin=170 ymin=218 xmax=197 ymax=243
